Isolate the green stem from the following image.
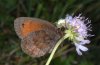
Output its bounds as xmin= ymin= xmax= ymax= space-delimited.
xmin=45 ymin=35 xmax=68 ymax=65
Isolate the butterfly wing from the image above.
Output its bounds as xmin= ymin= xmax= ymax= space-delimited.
xmin=14 ymin=17 xmax=57 ymax=39
xmin=21 ymin=29 xmax=61 ymax=57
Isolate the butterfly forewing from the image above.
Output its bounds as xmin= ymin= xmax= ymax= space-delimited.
xmin=14 ymin=17 xmax=57 ymax=39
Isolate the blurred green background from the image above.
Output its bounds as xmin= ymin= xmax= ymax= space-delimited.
xmin=0 ymin=0 xmax=100 ymax=65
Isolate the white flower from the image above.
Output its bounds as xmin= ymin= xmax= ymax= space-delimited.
xmin=57 ymin=14 xmax=92 ymax=55
xmin=57 ymin=19 xmax=65 ymax=28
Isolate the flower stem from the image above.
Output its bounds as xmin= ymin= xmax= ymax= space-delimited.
xmin=45 ymin=35 xmax=68 ymax=65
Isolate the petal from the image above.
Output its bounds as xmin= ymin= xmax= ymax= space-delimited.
xmin=58 ymin=19 xmax=65 ymax=24
xmin=65 ymin=15 xmax=73 ymax=23
xmin=57 ymin=19 xmax=65 ymax=27
xmin=80 ymin=40 xmax=90 ymax=45
xmin=83 ymin=40 xmax=90 ymax=44
xmin=75 ymin=43 xmax=82 ymax=55
xmin=78 ymin=45 xmax=88 ymax=51
xmin=76 ymin=47 xmax=82 ymax=55
xmin=75 ymin=36 xmax=84 ymax=41
xmin=75 ymin=37 xmax=90 ymax=45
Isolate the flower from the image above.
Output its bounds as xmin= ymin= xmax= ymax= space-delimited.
xmin=57 ymin=14 xmax=92 ymax=55
xmin=56 ymin=19 xmax=65 ymax=28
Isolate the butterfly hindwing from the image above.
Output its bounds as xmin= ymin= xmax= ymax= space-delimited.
xmin=21 ymin=29 xmax=61 ymax=57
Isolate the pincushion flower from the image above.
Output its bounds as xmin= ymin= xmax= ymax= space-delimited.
xmin=57 ymin=14 xmax=92 ymax=55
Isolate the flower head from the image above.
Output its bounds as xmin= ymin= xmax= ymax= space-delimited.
xmin=57 ymin=14 xmax=92 ymax=55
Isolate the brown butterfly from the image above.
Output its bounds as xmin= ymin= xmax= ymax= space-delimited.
xmin=14 ymin=17 xmax=62 ymax=57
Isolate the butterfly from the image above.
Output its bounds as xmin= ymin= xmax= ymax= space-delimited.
xmin=14 ymin=17 xmax=62 ymax=57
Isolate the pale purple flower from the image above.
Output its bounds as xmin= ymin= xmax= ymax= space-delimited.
xmin=65 ymin=14 xmax=92 ymax=55
xmin=57 ymin=14 xmax=92 ymax=55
